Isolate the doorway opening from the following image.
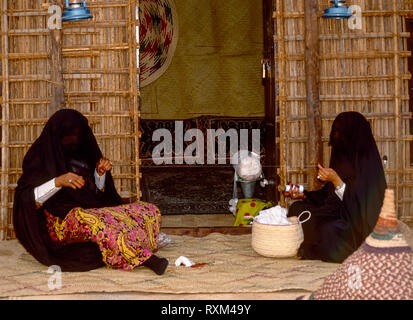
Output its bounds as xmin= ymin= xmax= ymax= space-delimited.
xmin=138 ymin=1 xmax=277 ymax=225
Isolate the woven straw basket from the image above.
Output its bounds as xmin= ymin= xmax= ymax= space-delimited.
xmin=252 ymin=211 xmax=311 ymax=258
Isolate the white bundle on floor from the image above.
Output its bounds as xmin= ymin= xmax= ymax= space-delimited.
xmin=175 ymin=256 xmax=195 ymax=267
xmin=254 ymin=205 xmax=291 ymax=225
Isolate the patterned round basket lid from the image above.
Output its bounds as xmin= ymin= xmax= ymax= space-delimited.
xmin=308 ymin=189 xmax=413 ymax=300
xmin=139 ymin=0 xmax=179 ymax=87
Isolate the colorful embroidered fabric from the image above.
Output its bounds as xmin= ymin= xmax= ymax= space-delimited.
xmin=45 ymin=202 xmax=161 ymax=270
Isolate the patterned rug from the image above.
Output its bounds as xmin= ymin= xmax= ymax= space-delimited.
xmin=139 ymin=116 xmax=267 ymax=214
xmin=141 ymin=167 xmax=267 ymax=214
xmin=139 ymin=0 xmax=179 ymax=87
xmin=0 ymin=234 xmax=340 ymax=299
xmin=139 ymin=117 xmax=266 ymax=166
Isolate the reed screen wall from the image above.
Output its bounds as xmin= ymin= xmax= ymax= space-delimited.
xmin=1 ymin=0 xmax=413 ymax=240
xmin=275 ymin=0 xmax=413 ymax=224
xmin=0 ymin=0 xmax=139 ymax=240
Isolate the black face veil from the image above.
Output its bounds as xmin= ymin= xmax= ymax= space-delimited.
xmin=13 ymin=109 xmax=122 ymax=271
xmin=329 ymin=112 xmax=387 ymax=246
xmin=288 ymin=111 xmax=387 ymax=263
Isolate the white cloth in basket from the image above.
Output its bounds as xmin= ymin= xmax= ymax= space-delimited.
xmin=254 ymin=205 xmax=291 ymax=225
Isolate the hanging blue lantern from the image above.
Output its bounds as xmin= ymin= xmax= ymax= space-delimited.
xmin=62 ymin=1 xmax=93 ymax=22
xmin=323 ymin=0 xmax=352 ymax=19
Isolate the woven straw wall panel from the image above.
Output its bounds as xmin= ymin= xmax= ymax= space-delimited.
xmin=0 ymin=0 xmax=139 ymax=240
xmin=275 ymin=0 xmax=413 ymax=224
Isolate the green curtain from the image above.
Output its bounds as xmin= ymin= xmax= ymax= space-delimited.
xmin=141 ymin=0 xmax=265 ymax=119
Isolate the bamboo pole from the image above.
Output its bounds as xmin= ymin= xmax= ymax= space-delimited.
xmin=1 ymin=0 xmax=9 ymax=240
xmin=275 ymin=0 xmax=287 ymax=205
xmin=401 ymin=10 xmax=411 ymax=221
xmin=304 ymin=0 xmax=322 ymax=190
xmin=277 ymin=31 xmax=411 ymax=41
xmin=274 ymin=74 xmax=412 ymax=82
xmin=271 ymin=51 xmax=411 ymax=60
xmin=272 ymin=0 xmax=281 ymax=202
xmin=392 ymin=0 xmax=401 ymax=215
xmin=129 ymin=0 xmax=140 ymax=200
xmin=272 ymin=9 xmax=413 ymax=19
xmin=48 ymin=0 xmax=64 ymax=116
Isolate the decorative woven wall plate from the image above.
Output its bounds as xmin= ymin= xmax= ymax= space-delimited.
xmin=139 ymin=0 xmax=179 ymax=87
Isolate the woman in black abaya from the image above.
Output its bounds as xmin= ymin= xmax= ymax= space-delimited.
xmin=286 ymin=112 xmax=387 ymax=263
xmin=13 ymin=109 xmax=168 ymax=274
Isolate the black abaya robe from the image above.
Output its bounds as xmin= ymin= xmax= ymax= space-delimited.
xmin=13 ymin=109 xmax=122 ymax=271
xmin=288 ymin=112 xmax=387 ymax=263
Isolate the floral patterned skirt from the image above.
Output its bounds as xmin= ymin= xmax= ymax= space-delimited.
xmin=44 ymin=202 xmax=161 ymax=270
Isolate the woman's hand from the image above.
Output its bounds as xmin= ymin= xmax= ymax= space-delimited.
xmin=317 ymin=163 xmax=343 ymax=188
xmin=55 ymin=172 xmax=85 ymax=189
xmin=290 ymin=190 xmax=306 ymax=199
xmin=96 ymin=157 xmax=112 ymax=176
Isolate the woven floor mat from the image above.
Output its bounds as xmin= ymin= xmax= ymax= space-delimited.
xmin=0 ymin=233 xmax=340 ymax=298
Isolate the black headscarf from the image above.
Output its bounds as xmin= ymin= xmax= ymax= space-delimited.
xmin=289 ymin=111 xmax=387 ymax=262
xmin=328 ymin=111 xmax=387 ymax=246
xmin=13 ymin=109 xmax=122 ymax=271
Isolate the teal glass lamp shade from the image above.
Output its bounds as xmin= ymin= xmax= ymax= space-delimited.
xmin=323 ymin=0 xmax=352 ymax=19
xmin=62 ymin=1 xmax=93 ymax=22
